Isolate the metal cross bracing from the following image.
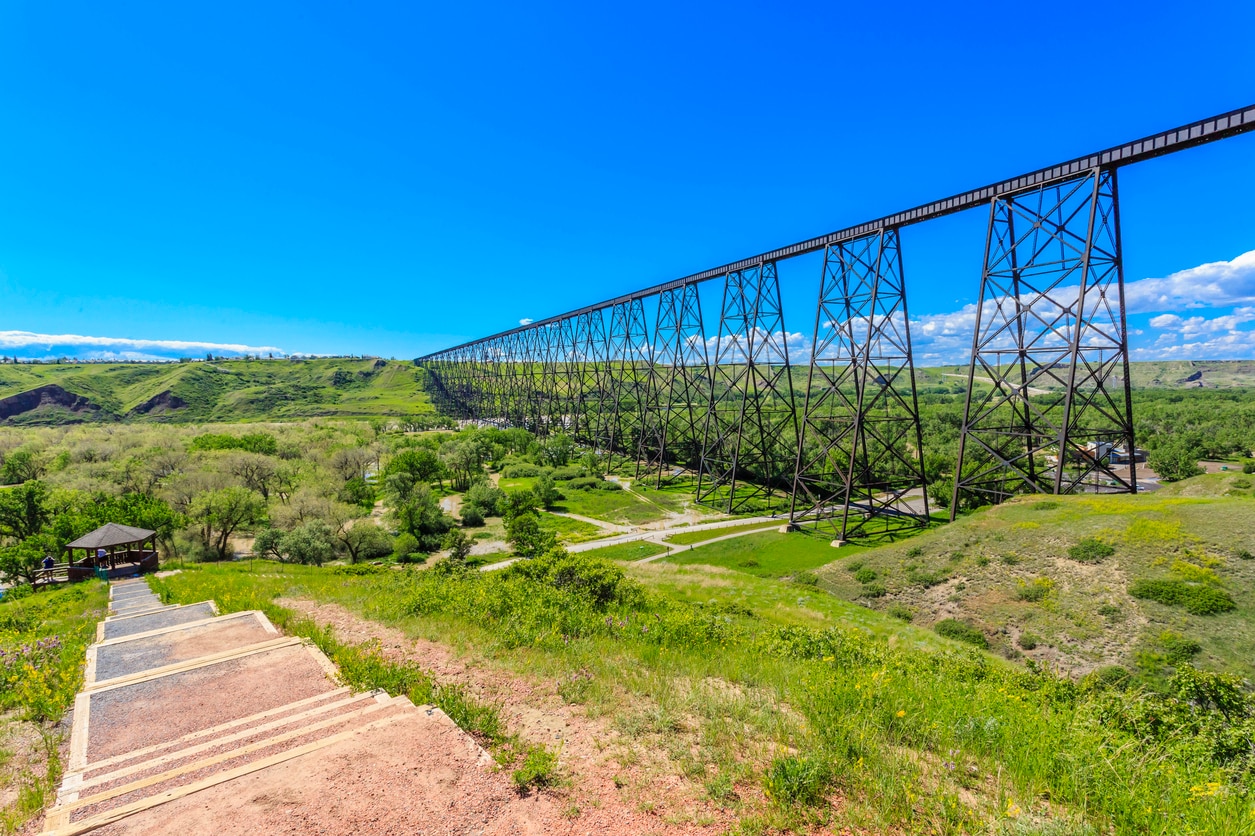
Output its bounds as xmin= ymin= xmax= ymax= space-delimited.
xmin=696 ymin=261 xmax=799 ymax=514
xmin=789 ymin=229 xmax=930 ymax=540
xmin=951 ymin=168 xmax=1135 ymax=514
xmin=602 ymin=299 xmax=653 ymax=471
xmin=637 ymin=281 xmax=710 ymax=486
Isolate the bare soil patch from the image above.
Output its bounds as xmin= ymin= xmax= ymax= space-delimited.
xmin=276 ymin=597 xmax=741 ymax=835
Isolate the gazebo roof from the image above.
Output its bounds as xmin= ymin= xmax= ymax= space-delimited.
xmin=65 ymin=523 xmax=156 ymax=550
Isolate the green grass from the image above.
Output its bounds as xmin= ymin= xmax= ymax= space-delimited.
xmin=813 ymin=479 xmax=1255 ymax=682
xmin=0 ymin=358 xmax=433 ymax=424
xmin=664 ymin=531 xmax=866 ymax=579
xmin=581 ymin=540 xmax=669 ymax=562
xmin=536 ymin=512 xmax=605 ymax=544
xmin=663 ymin=521 xmax=780 ymax=546
xmin=144 ymin=555 xmax=1255 ymax=834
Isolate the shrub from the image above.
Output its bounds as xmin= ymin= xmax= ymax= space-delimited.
xmin=464 ymin=482 xmax=505 ymax=517
xmin=508 ymin=551 xmax=640 ymax=609
xmin=1159 ymin=631 xmax=1202 ymax=665
xmin=501 ymin=463 xmax=541 ymax=478
xmin=1128 ymin=579 xmax=1237 ymax=615
xmin=1000 ymin=553 xmax=1021 ymax=566
xmin=861 ymin=582 xmax=887 ymax=598
xmin=934 ymin=619 xmax=988 ymax=649
xmin=551 ymin=466 xmax=586 ymax=481
xmin=853 ymin=567 xmax=878 ymax=584
xmin=887 ymin=604 xmax=914 ymax=622
xmin=905 ymin=546 xmax=924 ymax=558
xmin=512 ymin=744 xmax=560 ymax=792
xmin=460 ymin=505 xmax=485 ymax=527
xmin=1242 ymin=460 xmax=1255 ymax=474
xmin=1235 ymin=548 xmax=1253 ymax=561
xmin=1015 ymin=577 xmax=1056 ymax=602
xmin=1068 ymin=537 xmax=1115 ymax=564
xmin=1030 ymin=501 xmax=1060 ymax=511
xmin=564 ymin=476 xmax=602 ymax=491
xmin=392 ymin=532 xmax=421 ymax=563
xmin=845 ymin=561 xmax=864 ymax=573
xmin=597 ymin=480 xmax=623 ymax=491
xmin=1017 ymin=633 xmax=1040 ymax=650
xmin=763 ymin=755 xmax=832 ymax=806
xmin=792 ymin=571 xmax=820 ymax=586
xmin=905 ymin=566 xmax=948 ymax=587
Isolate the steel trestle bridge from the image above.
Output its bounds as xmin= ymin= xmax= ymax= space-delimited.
xmin=417 ymin=105 xmax=1255 ymax=539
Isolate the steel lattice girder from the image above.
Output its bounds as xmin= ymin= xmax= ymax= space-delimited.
xmin=602 ymin=298 xmax=653 ymax=469
xmin=952 ymin=168 xmax=1136 ymax=514
xmin=696 ymin=261 xmax=799 ymax=513
xmin=790 ymin=229 xmax=929 ymax=539
xmin=637 ymin=281 xmax=710 ymax=485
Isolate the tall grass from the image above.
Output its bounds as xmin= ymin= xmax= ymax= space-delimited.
xmin=151 ymin=558 xmax=1255 ymax=833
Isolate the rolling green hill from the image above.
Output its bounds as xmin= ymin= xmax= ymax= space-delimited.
xmin=917 ymin=359 xmax=1255 ymax=391
xmin=801 ymin=472 xmax=1255 ymax=682
xmin=0 ymin=358 xmax=433 ymax=424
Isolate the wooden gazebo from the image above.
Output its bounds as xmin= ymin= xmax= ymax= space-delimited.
xmin=63 ymin=523 xmax=159 ymax=580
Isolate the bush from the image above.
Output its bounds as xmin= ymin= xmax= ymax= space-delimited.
xmin=1235 ymin=548 xmax=1253 ymax=561
xmin=550 ymin=466 xmax=586 ymax=481
xmin=564 ymin=476 xmax=602 ymax=491
xmin=1129 ymin=579 xmax=1237 ymax=615
xmin=887 ymin=604 xmax=914 ymax=622
xmin=460 ymin=505 xmax=485 ymax=527
xmin=1068 ymin=537 xmax=1114 ymax=564
xmin=1015 ymin=577 xmax=1056 ymax=602
xmin=934 ymin=619 xmax=988 ymax=649
xmin=1159 ymin=631 xmax=1202 ymax=665
xmin=792 ymin=571 xmax=820 ymax=586
xmin=763 ymin=755 xmax=832 ymax=806
xmin=861 ymin=582 xmax=887 ymax=598
xmin=501 ymin=463 xmax=541 ymax=478
xmin=508 ymin=552 xmax=639 ymax=609
xmin=392 ymin=532 xmax=421 ymax=563
xmin=464 ymin=482 xmax=505 ymax=517
xmin=853 ymin=567 xmax=877 ymax=584
xmin=1242 ymin=460 xmax=1255 ymax=474
xmin=1018 ymin=633 xmax=1040 ymax=650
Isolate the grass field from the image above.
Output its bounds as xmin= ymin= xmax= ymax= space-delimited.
xmin=663 ymin=521 xmax=780 ymax=546
xmin=499 ymin=475 xmax=698 ymax=526
xmin=147 ymin=553 xmax=1255 ymax=834
xmin=664 ymin=531 xmax=868 ymax=579
xmin=536 ymin=511 xmax=605 ymax=543
xmin=581 ymin=540 xmax=670 ymax=561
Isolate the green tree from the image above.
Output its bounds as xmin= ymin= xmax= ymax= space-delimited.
xmin=334 ymin=517 xmax=392 ymax=564
xmin=0 ymin=533 xmax=59 ymax=586
xmin=506 ymin=513 xmax=557 ymax=559
xmin=540 ymin=434 xmax=574 ymax=467
xmin=0 ymin=481 xmax=51 ymax=541
xmin=501 ymin=489 xmax=539 ymax=523
xmin=385 ymin=448 xmax=444 ymax=489
xmin=532 ymin=472 xmax=560 ymax=509
xmin=1149 ymin=438 xmax=1204 ymax=482
xmin=464 ymin=482 xmax=505 ymax=517
xmin=441 ymin=528 xmax=473 ymax=564
xmin=188 ymin=486 xmax=266 ymax=560
xmin=1 ymin=450 xmax=45 ymax=485
xmin=337 ymin=476 xmax=376 ymax=510
xmin=393 ymin=486 xmax=455 ymax=552
xmin=281 ymin=520 xmax=336 ymax=566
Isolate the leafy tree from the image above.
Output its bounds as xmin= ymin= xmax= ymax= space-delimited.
xmin=540 ymin=434 xmax=574 ymax=467
xmin=337 ymin=476 xmax=376 ymax=510
xmin=1148 ymin=438 xmax=1204 ymax=482
xmin=1 ymin=450 xmax=46 ymax=485
xmin=501 ymin=489 xmax=539 ymax=523
xmin=464 ymin=482 xmax=505 ymax=517
xmin=441 ymin=528 xmax=473 ymax=564
xmin=0 ymin=481 xmax=51 ymax=541
xmin=188 ymin=486 xmax=266 ymax=560
xmin=253 ymin=527 xmax=285 ymax=560
xmin=281 ymin=520 xmax=337 ymax=566
xmin=341 ymin=521 xmax=392 ymax=563
xmin=330 ymin=447 xmax=374 ymax=482
xmin=393 ymin=486 xmax=455 ymax=552
xmin=0 ymin=533 xmax=59 ymax=586
xmin=385 ymin=448 xmax=444 ymax=489
xmin=506 ymin=513 xmax=557 ymax=559
xmin=392 ymin=532 xmax=421 ymax=563
xmin=460 ymin=504 xmax=485 ymax=527
xmin=439 ymin=440 xmax=482 ymax=491
xmin=223 ymin=452 xmax=280 ymax=500
xmin=533 ymin=472 xmax=560 ymax=509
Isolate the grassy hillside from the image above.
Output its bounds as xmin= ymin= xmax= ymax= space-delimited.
xmin=917 ymin=359 xmax=1255 ymax=390
xmin=782 ymin=472 xmax=1255 ymax=682
xmin=0 ymin=359 xmax=433 ymax=424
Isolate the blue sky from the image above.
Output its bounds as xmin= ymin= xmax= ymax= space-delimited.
xmin=1 ymin=1 xmax=1253 ymax=362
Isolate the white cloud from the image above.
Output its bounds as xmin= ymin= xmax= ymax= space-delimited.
xmin=518 ymin=318 xmax=534 ymax=326
xmin=1125 ymin=250 xmax=1255 ymax=312
xmin=0 ymin=330 xmax=286 ymax=359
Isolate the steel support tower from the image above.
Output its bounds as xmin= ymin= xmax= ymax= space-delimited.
xmin=790 ymin=229 xmax=929 ymax=539
xmin=696 ymin=261 xmax=799 ymax=513
xmin=951 ymin=168 xmax=1136 ymax=514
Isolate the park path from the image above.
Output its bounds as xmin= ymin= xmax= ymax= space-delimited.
xmin=40 ymin=579 xmax=550 ymax=835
